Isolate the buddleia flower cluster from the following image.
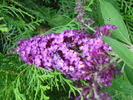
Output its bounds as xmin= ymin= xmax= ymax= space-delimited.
xmin=17 ymin=24 xmax=120 ymax=100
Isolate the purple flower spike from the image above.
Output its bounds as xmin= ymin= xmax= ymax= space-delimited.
xmin=17 ymin=28 xmax=120 ymax=100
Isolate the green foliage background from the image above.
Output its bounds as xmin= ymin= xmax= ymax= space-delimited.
xmin=0 ymin=0 xmax=133 ymax=100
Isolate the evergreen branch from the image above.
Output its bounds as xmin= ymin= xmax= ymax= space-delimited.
xmin=0 ymin=69 xmax=19 ymax=75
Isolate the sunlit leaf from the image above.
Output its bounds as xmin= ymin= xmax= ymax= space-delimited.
xmin=102 ymin=36 xmax=133 ymax=69
xmin=97 ymin=0 xmax=131 ymax=45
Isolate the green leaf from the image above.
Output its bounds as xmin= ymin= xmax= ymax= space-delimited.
xmin=102 ymin=36 xmax=133 ymax=69
xmin=104 ymin=0 xmax=120 ymax=12
xmin=124 ymin=64 xmax=133 ymax=85
xmin=97 ymin=0 xmax=131 ymax=45
xmin=110 ymin=78 xmax=133 ymax=93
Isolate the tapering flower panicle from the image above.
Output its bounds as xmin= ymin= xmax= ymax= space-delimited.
xmin=74 ymin=0 xmax=94 ymax=31
xmin=17 ymin=25 xmax=119 ymax=100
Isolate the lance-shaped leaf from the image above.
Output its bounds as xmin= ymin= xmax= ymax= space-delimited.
xmin=97 ymin=0 xmax=130 ymax=45
xmin=102 ymin=36 xmax=133 ymax=69
xmin=110 ymin=78 xmax=133 ymax=93
xmin=124 ymin=64 xmax=133 ymax=85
